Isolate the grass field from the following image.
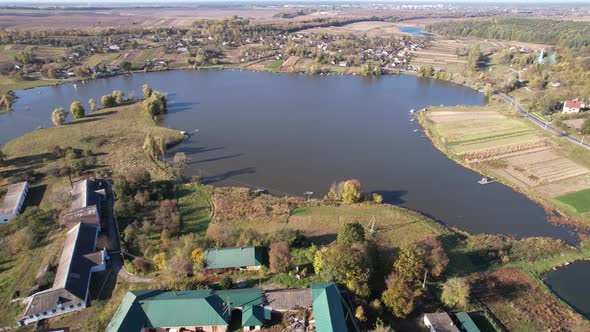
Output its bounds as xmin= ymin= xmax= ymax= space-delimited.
xmin=452 ymin=133 xmax=541 ymax=154
xmin=265 ymin=59 xmax=284 ymax=69
xmin=557 ymin=189 xmax=590 ymax=213
xmin=178 ymin=184 xmax=212 ymax=236
xmin=84 ymin=53 xmax=121 ymax=67
xmin=0 ymin=75 xmax=61 ymax=96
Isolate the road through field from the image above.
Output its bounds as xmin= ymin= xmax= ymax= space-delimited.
xmin=496 ymin=93 xmax=590 ymax=150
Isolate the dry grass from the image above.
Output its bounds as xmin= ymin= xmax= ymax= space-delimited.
xmin=470 ymin=268 xmax=590 ymax=332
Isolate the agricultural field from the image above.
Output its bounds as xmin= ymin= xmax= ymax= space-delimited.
xmin=420 ymin=102 xmax=590 ymax=224
xmin=84 ymin=53 xmax=121 ymax=68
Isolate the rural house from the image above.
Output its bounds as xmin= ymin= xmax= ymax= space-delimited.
xmin=310 ymin=283 xmax=348 ymax=332
xmin=423 ymin=312 xmax=461 ymax=332
xmin=106 ymin=288 xmax=270 ymax=332
xmin=0 ymin=181 xmax=28 ymax=223
xmin=204 ymin=246 xmax=264 ymax=272
xmin=18 ymin=222 xmax=107 ymax=326
xmin=562 ymin=99 xmax=585 ymax=114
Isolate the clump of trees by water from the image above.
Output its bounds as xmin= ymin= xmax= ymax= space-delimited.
xmin=50 ymin=107 xmax=68 ymax=126
xmin=325 ymin=179 xmax=383 ymax=204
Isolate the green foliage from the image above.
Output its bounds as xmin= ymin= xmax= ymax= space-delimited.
xmin=531 ymin=93 xmax=561 ymax=115
xmin=143 ymin=84 xmax=153 ymax=98
xmin=371 ymin=193 xmax=383 ymax=204
xmin=441 ymin=277 xmax=471 ymax=309
xmin=143 ymin=91 xmax=168 ymax=118
xmin=427 ymin=17 xmax=590 ymax=49
xmin=393 ymin=246 xmax=425 ymax=283
xmin=361 ymin=62 xmax=382 ymax=76
xmin=581 ymin=118 xmax=590 ymax=135
xmin=219 ymin=275 xmax=234 ymax=289
xmin=0 ymin=207 xmax=57 ymax=248
xmin=381 ymin=272 xmax=420 ymax=318
xmin=100 ymin=94 xmax=116 ymax=108
xmin=313 ymin=242 xmax=375 ymax=297
xmin=418 ymin=65 xmax=434 ymax=78
xmin=70 ymin=100 xmax=85 ymax=119
xmin=50 ymin=107 xmax=68 ymax=126
xmin=467 ymin=44 xmax=483 ymax=70
xmin=341 ymin=180 xmax=362 ymax=204
xmin=337 ymin=222 xmax=366 ymax=245
xmin=88 ymin=98 xmax=98 ymax=112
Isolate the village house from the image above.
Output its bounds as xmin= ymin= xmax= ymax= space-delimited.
xmin=0 ymin=181 xmax=28 ymax=223
xmin=106 ymin=288 xmax=270 ymax=332
xmin=562 ymin=99 xmax=585 ymax=114
xmin=204 ymin=246 xmax=264 ymax=272
xmin=310 ymin=283 xmax=348 ymax=332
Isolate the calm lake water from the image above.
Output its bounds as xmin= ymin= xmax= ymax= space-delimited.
xmin=544 ymin=261 xmax=590 ymax=319
xmin=399 ymin=27 xmax=434 ymax=37
xmin=0 ymin=70 xmax=580 ymax=243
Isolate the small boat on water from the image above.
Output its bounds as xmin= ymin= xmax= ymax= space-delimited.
xmin=409 ymin=109 xmax=415 ymax=113
xmin=478 ymin=177 xmax=494 ymax=185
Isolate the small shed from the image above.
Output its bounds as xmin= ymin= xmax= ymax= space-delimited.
xmin=0 ymin=181 xmax=28 ymax=223
xmin=204 ymin=246 xmax=264 ymax=271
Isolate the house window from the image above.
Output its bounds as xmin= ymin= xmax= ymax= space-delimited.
xmin=42 ymin=312 xmax=47 ymax=316
xmin=52 ymin=310 xmax=56 ymax=313
xmin=77 ymin=303 xmax=82 ymax=307
xmin=69 ymin=305 xmax=74 ymax=309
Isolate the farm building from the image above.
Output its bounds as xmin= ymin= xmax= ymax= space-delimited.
xmin=562 ymin=99 xmax=585 ymax=114
xmin=106 ymin=288 xmax=269 ymax=332
xmin=310 ymin=283 xmax=348 ymax=332
xmin=61 ymin=179 xmax=106 ymax=231
xmin=423 ymin=312 xmax=460 ymax=332
xmin=0 ymin=181 xmax=28 ymax=223
xmin=204 ymin=246 xmax=264 ymax=271
xmin=18 ymin=222 xmax=107 ymax=326
xmin=265 ymin=288 xmax=313 ymax=311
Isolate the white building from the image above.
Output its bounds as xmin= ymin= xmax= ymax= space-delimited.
xmin=0 ymin=182 xmax=28 ymax=223
xmin=563 ymin=99 xmax=584 ymax=114
xmin=423 ymin=312 xmax=460 ymax=332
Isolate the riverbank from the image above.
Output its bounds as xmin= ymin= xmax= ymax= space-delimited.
xmin=417 ymin=99 xmax=590 ymax=231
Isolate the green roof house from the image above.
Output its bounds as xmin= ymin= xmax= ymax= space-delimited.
xmin=311 ymin=283 xmax=348 ymax=332
xmin=204 ymin=246 xmax=264 ymax=271
xmin=106 ymin=288 xmax=266 ymax=332
xmin=455 ymin=312 xmax=480 ymax=332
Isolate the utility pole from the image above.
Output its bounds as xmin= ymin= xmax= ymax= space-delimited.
xmin=422 ymin=270 xmax=428 ymax=289
xmin=581 ymin=136 xmax=585 ymax=146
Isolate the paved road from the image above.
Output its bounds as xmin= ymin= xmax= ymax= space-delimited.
xmin=496 ymin=93 xmax=590 ymax=150
xmin=104 ymin=183 xmax=154 ymax=284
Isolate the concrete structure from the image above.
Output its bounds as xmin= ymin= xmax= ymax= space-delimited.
xmin=106 ymin=288 xmax=269 ymax=332
xmin=0 ymin=181 xmax=28 ymax=223
xmin=563 ymin=99 xmax=585 ymax=114
xmin=423 ymin=312 xmax=460 ymax=332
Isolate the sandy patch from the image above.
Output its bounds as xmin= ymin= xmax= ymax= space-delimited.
xmin=564 ymin=119 xmax=584 ymax=131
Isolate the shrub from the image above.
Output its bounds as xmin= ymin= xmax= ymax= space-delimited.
xmin=70 ymin=100 xmax=85 ymax=119
xmin=219 ymin=275 xmax=234 ymax=289
xmin=381 ymin=272 xmax=421 ymax=318
xmin=269 ymin=242 xmax=291 ymax=273
xmin=441 ymin=277 xmax=471 ymax=309
xmin=51 ymin=108 xmax=68 ymax=126
xmin=100 ymin=94 xmax=116 ymax=108
xmin=337 ymin=222 xmax=366 ymax=245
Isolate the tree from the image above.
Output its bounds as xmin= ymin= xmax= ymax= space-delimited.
xmin=172 ymin=152 xmax=191 ymax=179
xmin=121 ymin=61 xmax=132 ymax=72
xmin=416 ymin=236 xmax=449 ymax=278
xmin=337 ymin=222 xmax=365 ymax=245
xmin=191 ymin=248 xmax=205 ymax=272
xmin=582 ymin=118 xmax=590 ymax=135
xmin=47 ymin=68 xmax=58 ymax=79
xmin=143 ymin=134 xmax=158 ymax=159
xmin=101 ymin=94 xmax=116 ymax=108
xmin=484 ymin=85 xmax=494 ymax=98
xmin=143 ymin=84 xmax=153 ymax=98
xmin=381 ymin=273 xmax=421 ymax=318
xmin=219 ymin=275 xmax=234 ymax=289
xmin=341 ymin=179 xmax=362 ymax=204
xmin=133 ymin=257 xmax=150 ymax=273
xmin=467 ymin=44 xmax=483 ymax=70
xmin=269 ymin=242 xmax=291 ymax=273
xmin=441 ymin=277 xmax=471 ymax=309
xmin=89 ymin=98 xmax=98 ymax=112
xmin=0 ymin=148 xmax=5 ymax=163
xmin=143 ymin=91 xmax=168 ymax=118
xmin=155 ymin=199 xmax=181 ymax=234
xmin=51 ymin=107 xmax=68 ymax=126
xmin=112 ymin=90 xmax=125 ymax=104
xmin=70 ymin=101 xmax=85 ymax=119
xmin=393 ymin=246 xmax=425 ymax=283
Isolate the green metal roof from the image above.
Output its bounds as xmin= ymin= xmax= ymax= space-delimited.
xmin=311 ymin=283 xmax=348 ymax=332
xmin=216 ymin=288 xmax=263 ymax=308
xmin=106 ymin=290 xmax=230 ymax=332
xmin=204 ymin=246 xmax=264 ymax=269
xmin=242 ymin=305 xmax=265 ymax=327
xmin=455 ymin=312 xmax=480 ymax=332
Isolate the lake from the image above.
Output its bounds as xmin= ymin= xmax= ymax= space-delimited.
xmin=399 ymin=27 xmax=434 ymax=37
xmin=0 ymin=70 xmax=580 ymax=243
xmin=544 ymin=260 xmax=590 ymax=319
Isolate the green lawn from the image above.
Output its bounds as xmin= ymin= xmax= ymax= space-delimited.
xmin=556 ymin=189 xmax=590 ymax=213
xmin=265 ymin=59 xmax=284 ymax=69
xmin=178 ymin=184 xmax=212 ymax=236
